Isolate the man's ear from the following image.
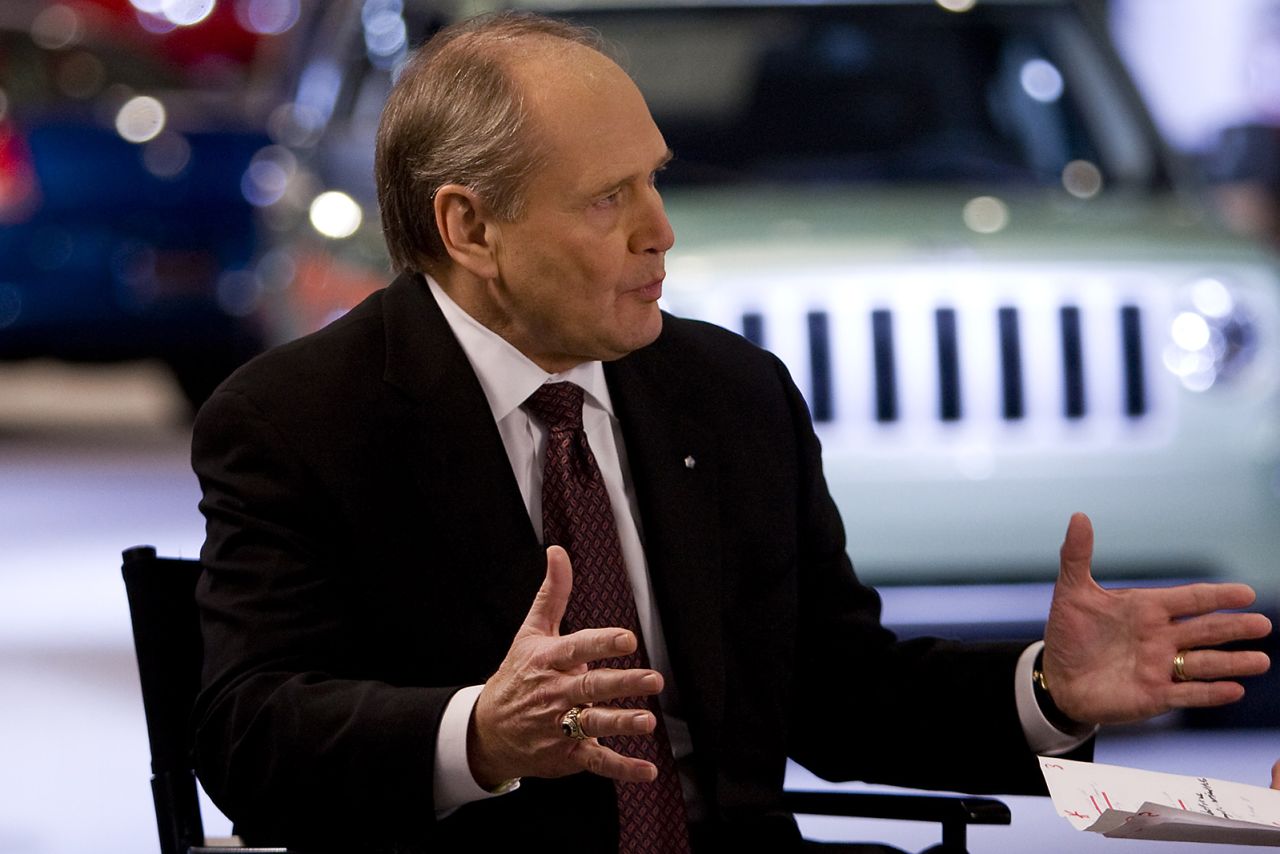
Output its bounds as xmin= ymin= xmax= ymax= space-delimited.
xmin=434 ymin=184 xmax=499 ymax=279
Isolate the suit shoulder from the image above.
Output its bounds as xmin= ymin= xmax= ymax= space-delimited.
xmin=651 ymin=312 xmax=784 ymax=381
xmin=202 ymin=288 xmax=389 ymax=418
xmin=655 ymin=312 xmax=773 ymax=363
xmin=620 ymin=312 xmax=805 ymax=424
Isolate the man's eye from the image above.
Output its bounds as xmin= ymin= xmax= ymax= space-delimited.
xmin=594 ymin=190 xmax=622 ymax=208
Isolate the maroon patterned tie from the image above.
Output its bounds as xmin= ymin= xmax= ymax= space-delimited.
xmin=524 ymin=382 xmax=692 ymax=854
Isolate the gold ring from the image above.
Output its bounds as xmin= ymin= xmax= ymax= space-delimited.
xmin=1173 ymin=650 xmax=1192 ymax=683
xmin=560 ymin=705 xmax=589 ymax=740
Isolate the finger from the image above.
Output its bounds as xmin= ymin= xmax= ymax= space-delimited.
xmin=1271 ymin=760 xmax=1280 ymax=790
xmin=544 ymin=626 xmax=638 ymax=670
xmin=1056 ymin=512 xmax=1094 ymax=589
xmin=521 ymin=546 xmax=574 ymax=637
xmin=569 ymin=667 xmax=664 ymax=705
xmin=574 ymin=705 xmax=658 ymax=740
xmin=1167 ymin=680 xmax=1246 ymax=709
xmin=571 ymin=741 xmax=658 ymax=784
xmin=1158 ymin=582 xmax=1259 ymax=619
xmin=1173 ymin=649 xmax=1270 ymax=682
xmin=1174 ymin=612 xmax=1273 ymax=649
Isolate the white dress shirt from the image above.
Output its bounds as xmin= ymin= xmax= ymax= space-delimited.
xmin=424 ymin=276 xmax=1091 ymax=813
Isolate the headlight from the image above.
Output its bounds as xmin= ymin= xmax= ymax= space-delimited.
xmin=1162 ymin=276 xmax=1257 ymax=391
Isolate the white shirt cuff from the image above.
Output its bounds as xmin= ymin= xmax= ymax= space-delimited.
xmin=1016 ymin=640 xmax=1097 ymax=756
xmin=433 ymin=684 xmax=520 ymax=815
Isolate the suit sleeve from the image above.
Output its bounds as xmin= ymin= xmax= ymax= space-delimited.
xmin=191 ymin=382 xmax=457 ymax=846
xmin=773 ymin=356 xmax=1091 ymax=795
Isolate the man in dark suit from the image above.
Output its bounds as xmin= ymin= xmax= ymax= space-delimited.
xmin=190 ymin=12 xmax=1272 ymax=852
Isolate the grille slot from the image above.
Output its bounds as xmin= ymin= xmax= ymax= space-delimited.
xmin=1060 ymin=306 xmax=1086 ymax=419
xmin=871 ymin=308 xmax=898 ymax=423
xmin=935 ymin=308 xmax=962 ymax=422
xmin=742 ymin=311 xmax=765 ymax=348
xmin=1121 ymin=305 xmax=1146 ymax=418
xmin=998 ymin=306 xmax=1024 ymax=420
xmin=807 ymin=311 xmax=833 ymax=423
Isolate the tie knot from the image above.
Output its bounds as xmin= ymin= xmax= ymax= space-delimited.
xmin=524 ymin=382 xmax=585 ymax=432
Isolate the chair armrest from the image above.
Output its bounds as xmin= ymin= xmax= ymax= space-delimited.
xmin=784 ymin=790 xmax=1011 ymax=826
xmin=786 ymin=789 xmax=1011 ymax=851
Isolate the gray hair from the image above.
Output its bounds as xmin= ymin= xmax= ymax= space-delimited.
xmin=375 ymin=12 xmax=607 ymax=274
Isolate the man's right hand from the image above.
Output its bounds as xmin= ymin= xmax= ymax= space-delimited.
xmin=467 ymin=545 xmax=664 ymax=789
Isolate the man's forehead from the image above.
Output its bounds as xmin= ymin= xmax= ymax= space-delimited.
xmin=507 ymin=36 xmax=624 ymax=95
xmin=515 ymin=45 xmax=652 ymax=130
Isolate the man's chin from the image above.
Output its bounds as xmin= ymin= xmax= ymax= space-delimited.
xmin=602 ymin=313 xmax=664 ymax=362
xmin=631 ymin=311 xmax=665 ymax=352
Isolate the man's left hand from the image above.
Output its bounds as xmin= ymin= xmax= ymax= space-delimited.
xmin=1042 ymin=512 xmax=1271 ymax=726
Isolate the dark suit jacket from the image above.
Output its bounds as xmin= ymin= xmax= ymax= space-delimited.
xmin=191 ymin=272 xmax=1076 ymax=852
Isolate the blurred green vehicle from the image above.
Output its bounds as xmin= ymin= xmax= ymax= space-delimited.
xmin=258 ymin=0 xmax=1280 ymax=602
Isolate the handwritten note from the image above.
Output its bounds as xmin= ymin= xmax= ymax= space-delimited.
xmin=1039 ymin=757 xmax=1280 ymax=846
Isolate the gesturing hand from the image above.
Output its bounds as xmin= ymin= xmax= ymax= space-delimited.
xmin=1042 ymin=513 xmax=1271 ymax=726
xmin=467 ymin=546 xmax=664 ymax=789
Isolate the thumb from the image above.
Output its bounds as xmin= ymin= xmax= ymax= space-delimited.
xmin=1272 ymin=760 xmax=1280 ymax=790
xmin=522 ymin=545 xmax=573 ymax=637
xmin=1057 ymin=512 xmax=1095 ymax=588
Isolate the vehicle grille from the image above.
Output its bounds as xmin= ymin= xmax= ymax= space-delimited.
xmin=669 ymin=275 xmax=1168 ymax=440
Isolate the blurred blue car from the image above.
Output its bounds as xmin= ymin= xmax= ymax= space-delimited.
xmin=0 ymin=3 xmax=271 ymax=409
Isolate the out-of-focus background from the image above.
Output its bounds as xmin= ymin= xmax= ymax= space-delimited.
xmin=4 ymin=0 xmax=1280 ymax=851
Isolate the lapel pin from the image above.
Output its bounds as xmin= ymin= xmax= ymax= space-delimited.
xmin=683 ymin=455 xmax=696 ymax=470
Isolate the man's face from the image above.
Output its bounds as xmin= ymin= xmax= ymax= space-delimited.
xmin=481 ymin=44 xmax=675 ymax=372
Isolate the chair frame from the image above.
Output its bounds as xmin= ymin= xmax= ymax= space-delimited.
xmin=122 ymin=546 xmax=288 ymax=854
xmin=122 ymin=546 xmax=1009 ymax=854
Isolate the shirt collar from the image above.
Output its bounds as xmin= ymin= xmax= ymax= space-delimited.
xmin=426 ymin=275 xmax=615 ymax=422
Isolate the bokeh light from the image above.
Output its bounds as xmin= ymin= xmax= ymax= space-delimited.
xmin=129 ymin=0 xmax=217 ymax=27
xmin=162 ymin=0 xmax=217 ymax=26
xmin=142 ymin=132 xmax=192 ymax=179
xmin=1020 ymin=58 xmax=1065 ymax=103
xmin=309 ymin=191 xmax=363 ymax=239
xmin=115 ymin=96 xmax=167 ymax=144
xmin=1171 ymin=311 xmax=1212 ymax=352
xmin=56 ymin=52 xmax=107 ymax=100
xmin=31 ymin=5 xmax=82 ymax=50
xmin=234 ymin=0 xmax=301 ymax=35
xmin=1191 ymin=278 xmax=1234 ymax=319
xmin=1062 ymin=159 xmax=1103 ymax=199
xmin=962 ymin=196 xmax=1010 ymax=234
xmin=241 ymin=146 xmax=296 ymax=207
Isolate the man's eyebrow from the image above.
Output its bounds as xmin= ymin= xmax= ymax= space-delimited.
xmin=586 ymin=149 xmax=676 ymax=197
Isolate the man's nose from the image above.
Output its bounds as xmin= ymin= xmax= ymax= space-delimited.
xmin=631 ymin=189 xmax=675 ymax=254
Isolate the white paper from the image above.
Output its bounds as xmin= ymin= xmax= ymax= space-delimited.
xmin=1038 ymin=756 xmax=1280 ymax=846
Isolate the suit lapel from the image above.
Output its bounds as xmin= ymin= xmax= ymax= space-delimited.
xmin=607 ymin=335 xmax=726 ymax=744
xmin=381 ymin=273 xmax=546 ymax=638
